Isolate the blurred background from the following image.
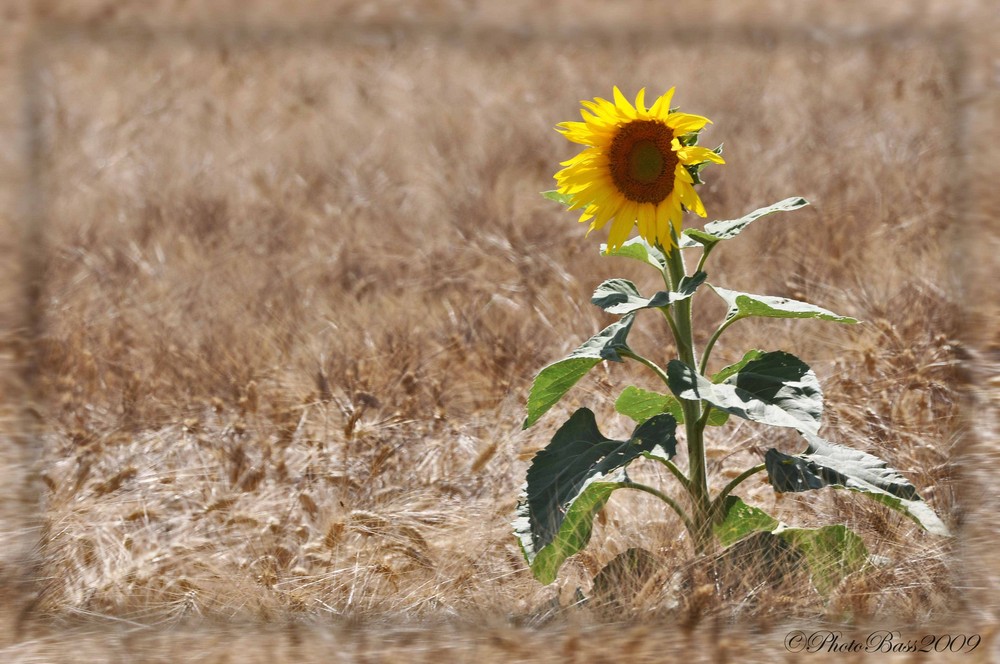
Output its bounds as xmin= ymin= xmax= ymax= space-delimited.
xmin=0 ymin=1 xmax=997 ymax=661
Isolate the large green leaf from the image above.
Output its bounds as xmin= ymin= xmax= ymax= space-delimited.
xmin=615 ymin=385 xmax=729 ymax=427
xmin=710 ymin=349 xmax=766 ymax=384
xmin=591 ymin=273 xmax=707 ymax=315
xmin=680 ymin=197 xmax=810 ymax=249
xmin=680 ymin=351 xmax=774 ymax=428
xmin=775 ymin=524 xmax=869 ymax=594
xmin=764 ymin=432 xmax=950 ymax=536
xmin=615 ymin=385 xmax=685 ymax=424
xmin=714 ymin=496 xmax=868 ymax=593
xmin=514 ymin=408 xmax=678 ymax=584
xmin=667 ymin=351 xmax=823 ymax=434
xmin=714 ymin=495 xmax=780 ymax=547
xmin=600 ymin=236 xmax=667 ymax=270
xmin=591 ymin=548 xmax=662 ymax=603
xmin=524 ymin=315 xmax=635 ymax=429
xmin=711 ymin=286 xmax=859 ymax=325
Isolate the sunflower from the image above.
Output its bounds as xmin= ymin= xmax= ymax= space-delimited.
xmin=554 ymin=86 xmax=724 ymax=251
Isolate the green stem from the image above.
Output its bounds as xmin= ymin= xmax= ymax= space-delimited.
xmin=617 ymin=349 xmax=693 ymax=503
xmin=619 ymin=349 xmax=670 ymax=391
xmin=665 ymin=253 xmax=696 ymax=366
xmin=699 ymin=317 xmax=740 ymax=376
xmin=663 ymin=240 xmax=712 ymax=554
xmin=620 ymin=481 xmax=696 ymax=540
xmin=660 ymin=307 xmax=682 ymax=345
xmin=695 ymin=403 xmax=714 ymax=431
xmin=710 ymin=463 xmax=768 ymax=520
xmin=645 ymin=455 xmax=691 ymax=493
xmin=659 ymin=261 xmax=674 ymax=291
xmin=694 ymin=244 xmax=715 ymax=275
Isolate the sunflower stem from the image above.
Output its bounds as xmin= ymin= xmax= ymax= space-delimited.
xmin=694 ymin=244 xmax=715 ymax=275
xmin=699 ymin=317 xmax=739 ymax=376
xmin=710 ymin=464 xmax=767 ymax=521
xmin=660 ymin=307 xmax=683 ymax=346
xmin=646 ymin=455 xmax=691 ymax=493
xmin=619 ymin=349 xmax=670 ymax=391
xmin=620 ymin=481 xmax=696 ymax=540
xmin=663 ymin=239 xmax=712 ymax=555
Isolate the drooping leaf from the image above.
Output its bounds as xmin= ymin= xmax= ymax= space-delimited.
xmin=591 ymin=273 xmax=707 ymax=315
xmin=711 ymin=286 xmax=859 ymax=325
xmin=713 ymin=495 xmax=780 ymax=547
xmin=591 ymin=548 xmax=662 ymax=603
xmin=514 ymin=408 xmax=678 ymax=584
xmin=600 ymin=236 xmax=667 ymax=270
xmin=680 ymin=197 xmax=810 ymax=249
xmin=764 ymin=432 xmax=950 ymax=536
xmin=524 ymin=315 xmax=635 ymax=429
xmin=541 ymin=190 xmax=575 ymax=206
xmin=774 ymin=524 xmax=869 ymax=594
xmin=615 ymin=385 xmax=729 ymax=427
xmin=667 ymin=351 xmax=823 ymax=434
xmin=714 ymin=497 xmax=868 ymax=593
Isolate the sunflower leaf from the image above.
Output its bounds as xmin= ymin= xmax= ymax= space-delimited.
xmin=514 ymin=408 xmax=677 ymax=584
xmin=714 ymin=497 xmax=869 ymax=594
xmin=714 ymin=495 xmax=780 ymax=547
xmin=591 ymin=272 xmax=707 ymax=315
xmin=705 ymin=409 xmax=730 ymax=426
xmin=764 ymin=433 xmax=950 ymax=536
xmin=667 ymin=351 xmax=823 ymax=434
xmin=615 ymin=385 xmax=685 ymax=424
xmin=710 ymin=349 xmax=767 ymax=384
xmin=774 ymin=524 xmax=869 ymax=594
xmin=615 ymin=385 xmax=729 ymax=427
xmin=680 ymin=197 xmax=810 ymax=249
xmin=541 ymin=190 xmax=575 ymax=207
xmin=600 ymin=237 xmax=667 ymax=270
xmin=711 ymin=286 xmax=859 ymax=325
xmin=524 ymin=315 xmax=636 ymax=429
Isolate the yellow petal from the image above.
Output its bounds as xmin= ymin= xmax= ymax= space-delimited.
xmin=612 ymin=86 xmax=637 ymax=119
xmin=607 ymin=212 xmax=634 ymax=250
xmin=594 ymin=196 xmax=621 ymax=230
xmin=676 ymin=145 xmax=725 ymax=165
xmin=634 ymin=88 xmax=647 ymax=116
xmin=649 ymin=87 xmax=676 ymax=118
xmin=581 ymin=110 xmax=612 ymax=132
xmin=655 ymin=199 xmax=672 ymax=245
xmin=592 ymin=96 xmax=618 ymax=119
xmin=677 ymin=181 xmax=706 ymax=217
xmin=636 ymin=203 xmax=653 ymax=241
xmin=557 ymin=131 xmax=601 ymax=146
xmin=666 ymin=112 xmax=711 ymax=133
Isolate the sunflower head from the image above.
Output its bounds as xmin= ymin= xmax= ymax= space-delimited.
xmin=554 ymin=86 xmax=724 ymax=251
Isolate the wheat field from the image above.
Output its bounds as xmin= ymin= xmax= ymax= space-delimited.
xmin=1 ymin=1 xmax=998 ymax=662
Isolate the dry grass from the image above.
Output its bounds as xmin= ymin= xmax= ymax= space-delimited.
xmin=1 ymin=0 xmax=999 ymax=661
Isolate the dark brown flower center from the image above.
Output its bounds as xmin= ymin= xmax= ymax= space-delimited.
xmin=608 ymin=120 xmax=678 ymax=204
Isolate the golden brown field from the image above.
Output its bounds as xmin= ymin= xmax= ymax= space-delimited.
xmin=1 ymin=1 xmax=998 ymax=661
